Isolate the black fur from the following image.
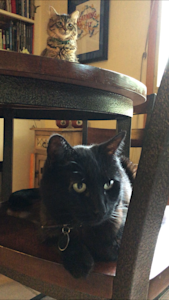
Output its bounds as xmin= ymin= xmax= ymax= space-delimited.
xmin=7 ymin=132 xmax=136 ymax=278
xmin=8 ymin=188 xmax=40 ymax=211
xmin=40 ymin=132 xmax=134 ymax=278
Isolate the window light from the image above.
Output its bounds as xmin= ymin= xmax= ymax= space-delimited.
xmin=157 ymin=1 xmax=169 ymax=87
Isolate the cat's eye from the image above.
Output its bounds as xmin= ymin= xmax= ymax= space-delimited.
xmin=68 ymin=23 xmax=73 ymax=28
xmin=73 ymin=182 xmax=86 ymax=193
xmin=104 ymin=180 xmax=114 ymax=190
xmin=57 ymin=21 xmax=63 ymax=27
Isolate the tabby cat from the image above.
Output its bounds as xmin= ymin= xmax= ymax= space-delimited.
xmin=7 ymin=132 xmax=137 ymax=278
xmin=41 ymin=7 xmax=79 ymax=62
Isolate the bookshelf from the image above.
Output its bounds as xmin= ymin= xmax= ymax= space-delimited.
xmin=0 ymin=9 xmax=34 ymax=23
xmin=0 ymin=5 xmax=35 ymax=53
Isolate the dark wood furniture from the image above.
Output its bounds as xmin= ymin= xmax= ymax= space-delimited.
xmin=113 ymin=61 xmax=169 ymax=300
xmin=0 ymin=50 xmax=146 ymax=203
xmin=4 ymin=51 xmax=169 ymax=300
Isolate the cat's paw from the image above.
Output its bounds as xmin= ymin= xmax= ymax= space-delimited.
xmin=62 ymin=241 xmax=94 ymax=278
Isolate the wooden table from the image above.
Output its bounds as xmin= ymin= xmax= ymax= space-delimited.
xmin=0 ymin=50 xmax=149 ymax=299
xmin=0 ymin=50 xmax=146 ymax=203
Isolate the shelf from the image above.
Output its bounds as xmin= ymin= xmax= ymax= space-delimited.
xmin=0 ymin=9 xmax=35 ymax=24
xmin=30 ymin=127 xmax=83 ymax=132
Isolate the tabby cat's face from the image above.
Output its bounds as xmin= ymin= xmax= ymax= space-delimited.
xmin=40 ymin=133 xmax=131 ymax=227
xmin=47 ymin=7 xmax=79 ymax=41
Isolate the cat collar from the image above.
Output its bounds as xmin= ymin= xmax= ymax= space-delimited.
xmin=58 ymin=226 xmax=71 ymax=252
xmin=41 ymin=223 xmax=82 ymax=252
xmin=50 ymin=37 xmax=70 ymax=44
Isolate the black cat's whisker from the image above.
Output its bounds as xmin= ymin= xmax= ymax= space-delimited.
xmin=109 ymin=216 xmax=120 ymax=223
xmin=112 ymin=212 xmax=121 ymax=216
xmin=111 ymin=215 xmax=119 ymax=219
xmin=111 ymin=214 xmax=121 ymax=220
xmin=116 ymin=204 xmax=128 ymax=210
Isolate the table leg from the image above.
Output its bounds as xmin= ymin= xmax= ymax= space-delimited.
xmin=2 ymin=109 xmax=13 ymax=202
xmin=116 ymin=117 xmax=131 ymax=158
xmin=82 ymin=120 xmax=88 ymax=145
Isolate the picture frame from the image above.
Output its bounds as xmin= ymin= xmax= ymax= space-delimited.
xmin=68 ymin=0 xmax=109 ymax=63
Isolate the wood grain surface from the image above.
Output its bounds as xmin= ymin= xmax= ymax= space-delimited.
xmin=0 ymin=51 xmax=146 ymax=106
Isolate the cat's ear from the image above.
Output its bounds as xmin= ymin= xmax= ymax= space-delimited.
xmin=101 ymin=131 xmax=126 ymax=156
xmin=49 ymin=6 xmax=59 ymax=17
xmin=47 ymin=134 xmax=74 ymax=162
xmin=71 ymin=10 xmax=79 ymax=22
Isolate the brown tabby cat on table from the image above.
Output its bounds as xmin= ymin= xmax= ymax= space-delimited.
xmin=41 ymin=6 xmax=79 ymax=62
xmin=7 ymin=132 xmax=137 ymax=279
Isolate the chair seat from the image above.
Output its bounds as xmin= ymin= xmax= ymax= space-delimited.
xmin=0 ymin=206 xmax=169 ymax=299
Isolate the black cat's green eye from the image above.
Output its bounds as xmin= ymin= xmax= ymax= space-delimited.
xmin=104 ymin=180 xmax=114 ymax=190
xmin=73 ymin=182 xmax=86 ymax=193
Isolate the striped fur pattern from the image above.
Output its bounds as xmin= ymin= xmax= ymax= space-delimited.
xmin=41 ymin=7 xmax=79 ymax=62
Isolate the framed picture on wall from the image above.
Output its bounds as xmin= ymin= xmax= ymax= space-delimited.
xmin=68 ymin=0 xmax=109 ymax=63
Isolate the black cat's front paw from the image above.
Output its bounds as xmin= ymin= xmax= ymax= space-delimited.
xmin=62 ymin=241 xmax=94 ymax=278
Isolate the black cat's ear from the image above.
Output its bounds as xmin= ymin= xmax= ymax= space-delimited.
xmin=101 ymin=131 xmax=126 ymax=156
xmin=47 ymin=134 xmax=74 ymax=162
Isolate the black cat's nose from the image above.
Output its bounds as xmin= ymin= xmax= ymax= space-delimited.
xmin=92 ymin=196 xmax=107 ymax=217
xmin=93 ymin=209 xmax=99 ymax=216
xmin=93 ymin=207 xmax=106 ymax=218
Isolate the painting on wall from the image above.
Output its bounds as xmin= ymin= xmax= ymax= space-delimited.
xmin=68 ymin=0 xmax=109 ymax=63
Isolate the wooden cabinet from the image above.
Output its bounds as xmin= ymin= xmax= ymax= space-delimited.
xmin=0 ymin=8 xmax=34 ymax=53
xmin=32 ymin=128 xmax=82 ymax=188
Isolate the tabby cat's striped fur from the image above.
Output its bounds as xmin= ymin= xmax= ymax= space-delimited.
xmin=41 ymin=7 xmax=79 ymax=62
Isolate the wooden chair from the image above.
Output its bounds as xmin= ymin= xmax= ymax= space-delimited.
xmin=112 ymin=60 xmax=169 ymax=299
xmin=0 ymin=64 xmax=169 ymax=299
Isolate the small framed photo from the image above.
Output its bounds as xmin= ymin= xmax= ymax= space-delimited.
xmin=68 ymin=0 xmax=109 ymax=63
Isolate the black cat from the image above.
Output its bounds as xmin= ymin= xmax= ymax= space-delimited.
xmin=7 ymin=132 xmax=136 ymax=278
xmin=39 ymin=132 xmax=136 ymax=278
xmin=7 ymin=188 xmax=41 ymax=222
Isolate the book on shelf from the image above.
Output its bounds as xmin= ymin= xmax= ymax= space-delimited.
xmin=2 ymin=0 xmax=34 ymax=19
xmin=5 ymin=27 xmax=9 ymax=49
xmin=0 ymin=0 xmax=6 ymax=10
xmin=21 ymin=0 xmax=24 ymax=17
xmin=26 ymin=0 xmax=29 ymax=18
xmin=12 ymin=23 xmax=17 ymax=51
xmin=9 ymin=20 xmax=13 ymax=50
xmin=0 ymin=28 xmax=2 ymax=49
xmin=29 ymin=0 xmax=34 ymax=19
xmin=11 ymin=0 xmax=16 ymax=13
xmin=5 ymin=0 xmax=11 ymax=12
xmin=0 ymin=20 xmax=33 ymax=53
xmin=16 ymin=0 xmax=21 ymax=16
xmin=16 ymin=21 xmax=20 ymax=51
xmin=2 ymin=29 xmax=6 ymax=49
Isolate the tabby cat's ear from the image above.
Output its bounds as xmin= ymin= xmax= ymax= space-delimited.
xmin=47 ymin=134 xmax=74 ymax=162
xmin=101 ymin=131 xmax=126 ymax=156
xmin=71 ymin=10 xmax=79 ymax=22
xmin=49 ymin=6 xmax=59 ymax=17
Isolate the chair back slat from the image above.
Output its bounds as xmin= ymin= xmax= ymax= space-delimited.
xmin=113 ymin=60 xmax=169 ymax=299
